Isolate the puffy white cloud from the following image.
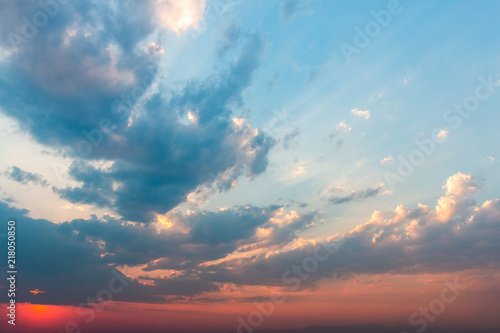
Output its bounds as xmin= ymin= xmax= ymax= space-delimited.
xmin=336 ymin=121 xmax=351 ymax=132
xmin=442 ymin=172 xmax=479 ymax=197
xmin=435 ymin=172 xmax=480 ymax=222
xmin=350 ymin=108 xmax=371 ymax=119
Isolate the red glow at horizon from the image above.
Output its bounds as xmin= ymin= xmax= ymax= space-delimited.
xmin=17 ymin=303 xmax=76 ymax=328
xmin=1 ymin=270 xmax=499 ymax=332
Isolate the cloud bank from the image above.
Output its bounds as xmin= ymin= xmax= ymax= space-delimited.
xmin=1 ymin=173 xmax=499 ymax=305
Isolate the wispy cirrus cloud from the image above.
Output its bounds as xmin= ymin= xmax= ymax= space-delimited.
xmin=326 ymin=121 xmax=351 ymax=150
xmin=380 ymin=155 xmax=394 ymax=165
xmin=327 ymin=183 xmax=385 ymax=205
xmin=280 ymin=0 xmax=317 ymax=22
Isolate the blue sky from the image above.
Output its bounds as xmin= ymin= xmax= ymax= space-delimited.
xmin=197 ymin=0 xmax=500 ymax=235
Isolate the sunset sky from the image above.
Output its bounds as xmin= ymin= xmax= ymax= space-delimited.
xmin=0 ymin=1 xmax=500 ymax=332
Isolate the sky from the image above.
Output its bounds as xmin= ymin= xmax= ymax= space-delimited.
xmin=0 ymin=0 xmax=499 ymax=332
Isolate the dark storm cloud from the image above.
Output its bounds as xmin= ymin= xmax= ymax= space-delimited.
xmin=0 ymin=1 xmax=274 ymax=222
xmin=3 ymin=166 xmax=48 ymax=187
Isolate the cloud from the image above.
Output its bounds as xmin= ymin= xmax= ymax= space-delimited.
xmin=437 ymin=128 xmax=448 ymax=139
xmin=336 ymin=121 xmax=351 ymax=133
xmin=328 ymin=185 xmax=347 ymax=192
xmin=3 ymin=166 xmax=48 ymax=187
xmin=404 ymin=74 xmax=413 ymax=85
xmin=0 ymin=201 xmax=166 ymax=305
xmin=306 ymin=67 xmax=320 ymax=84
xmin=327 ymin=121 xmax=351 ymax=150
xmin=63 ymin=206 xmax=292 ymax=270
xmin=0 ymin=1 xmax=161 ymax=143
xmin=283 ymin=127 xmax=300 ymax=150
xmin=351 ymin=108 xmax=371 ymax=119
xmin=143 ymin=207 xmax=316 ymax=271
xmin=154 ymin=0 xmax=206 ymax=35
xmin=0 ymin=2 xmax=274 ymax=222
xmin=1 ymin=173 xmax=499 ymax=305
xmin=380 ymin=155 xmax=394 ymax=165
xmin=196 ymin=173 xmax=500 ymax=289
xmin=217 ymin=22 xmax=241 ymax=58
xmin=0 ymin=201 xmax=314 ymax=305
xmin=328 ymin=183 xmax=385 ymax=205
xmin=482 ymin=156 xmax=495 ymax=163
xmin=2 ymin=2 xmax=498 ymax=313
xmin=435 ymin=172 xmax=479 ymax=222
xmin=280 ymin=0 xmax=317 ymax=22
xmin=291 ymin=165 xmax=307 ymax=178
